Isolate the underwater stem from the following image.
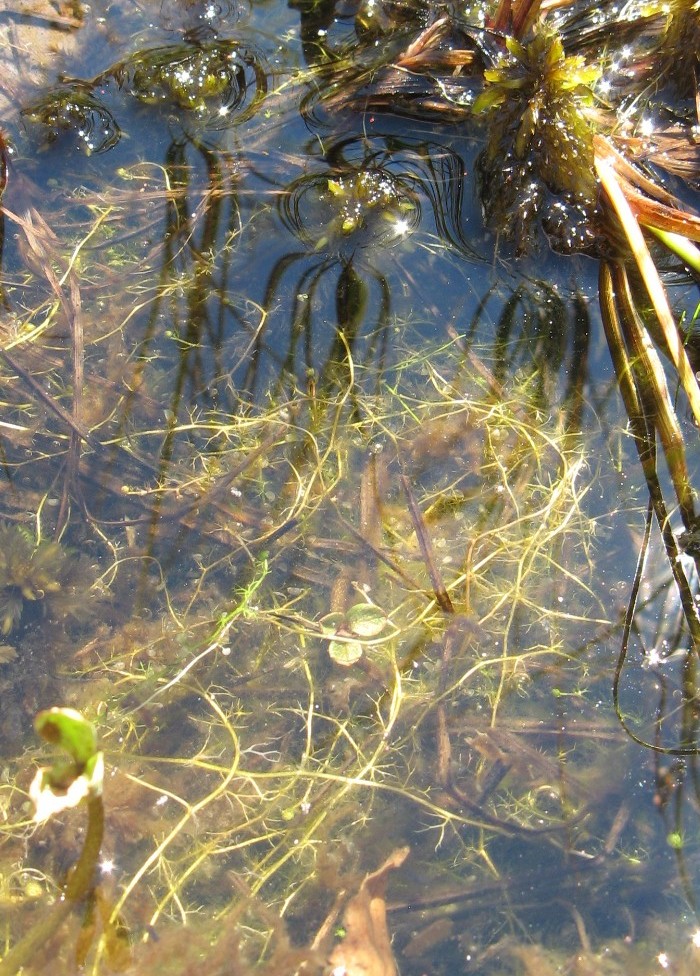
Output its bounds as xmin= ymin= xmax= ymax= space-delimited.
xmin=0 ymin=796 xmax=104 ymax=976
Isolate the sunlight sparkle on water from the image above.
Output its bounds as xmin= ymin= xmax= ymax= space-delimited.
xmin=391 ymin=217 xmax=412 ymax=237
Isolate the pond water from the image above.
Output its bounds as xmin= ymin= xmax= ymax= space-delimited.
xmin=1 ymin=0 xmax=700 ymax=974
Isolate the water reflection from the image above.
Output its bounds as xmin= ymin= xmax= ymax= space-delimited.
xmin=158 ymin=0 xmax=251 ymax=38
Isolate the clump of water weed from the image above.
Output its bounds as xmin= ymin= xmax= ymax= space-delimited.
xmin=656 ymin=0 xmax=700 ymax=98
xmin=473 ymin=28 xmax=602 ymax=252
xmin=23 ymin=84 xmax=120 ymax=154
xmin=0 ymin=524 xmax=97 ymax=636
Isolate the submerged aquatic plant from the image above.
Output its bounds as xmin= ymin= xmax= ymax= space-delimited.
xmin=123 ymin=41 xmax=269 ymax=126
xmin=23 ymin=39 xmax=269 ymax=159
xmin=0 ymin=708 xmax=117 ymax=976
xmin=5 ymin=0 xmax=700 ymax=967
xmin=23 ymin=84 xmax=121 ymax=155
xmin=0 ymin=317 xmax=605 ymax=970
xmin=326 ymin=0 xmax=700 ymax=730
xmin=656 ymin=0 xmax=700 ymax=97
xmin=0 ymin=524 xmax=96 ymax=635
xmin=473 ymin=28 xmax=602 ymax=251
xmin=280 ymin=136 xmax=424 ymax=255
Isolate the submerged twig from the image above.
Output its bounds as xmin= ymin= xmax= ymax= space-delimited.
xmin=399 ymin=469 xmax=455 ymax=614
xmin=0 ymin=347 xmax=98 ymax=449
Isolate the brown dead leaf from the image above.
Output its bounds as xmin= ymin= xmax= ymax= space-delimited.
xmin=327 ymin=847 xmax=409 ymax=976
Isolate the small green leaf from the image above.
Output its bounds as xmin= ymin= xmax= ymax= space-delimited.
xmin=472 ymin=87 xmax=507 ymax=115
xmin=35 ymin=707 xmax=97 ymax=767
xmin=505 ymin=36 xmax=527 ymax=61
xmin=544 ymin=34 xmax=565 ymax=67
xmin=345 ymin=603 xmax=387 ymax=638
xmin=328 ymin=638 xmax=364 ymax=666
xmin=320 ymin=611 xmax=346 ymax=635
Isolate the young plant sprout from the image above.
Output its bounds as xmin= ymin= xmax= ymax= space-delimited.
xmin=0 ymin=709 xmax=110 ymax=976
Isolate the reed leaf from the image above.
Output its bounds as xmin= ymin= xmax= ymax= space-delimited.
xmin=595 ymin=144 xmax=700 ymax=428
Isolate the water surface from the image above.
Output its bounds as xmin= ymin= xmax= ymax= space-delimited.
xmin=1 ymin=0 xmax=700 ymax=973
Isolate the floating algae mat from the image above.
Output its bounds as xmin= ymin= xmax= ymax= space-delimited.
xmin=2 ymin=0 xmax=700 ymax=972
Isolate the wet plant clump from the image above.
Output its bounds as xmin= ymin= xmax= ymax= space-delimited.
xmin=23 ymin=85 xmax=121 ymax=155
xmin=0 ymin=524 xmax=98 ymax=637
xmin=325 ymin=169 xmax=415 ymax=238
xmin=657 ymin=0 xmax=700 ymax=98
xmin=473 ymin=29 xmax=603 ymax=252
xmin=123 ymin=41 xmax=268 ymax=126
xmin=283 ymin=165 xmax=420 ymax=251
xmin=23 ymin=40 xmax=268 ymax=156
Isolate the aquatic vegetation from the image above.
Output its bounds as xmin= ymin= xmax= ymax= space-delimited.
xmin=469 ymin=922 xmax=700 ymax=976
xmin=324 ymin=0 xmax=700 ymax=759
xmin=0 ymin=524 xmax=97 ymax=636
xmin=22 ymin=39 xmax=269 ymax=159
xmin=279 ymin=137 xmax=428 ymax=252
xmin=4 ymin=0 xmax=700 ymax=970
xmin=123 ymin=41 xmax=269 ymax=127
xmin=0 ymin=709 xmax=115 ymax=976
xmin=321 ymin=601 xmax=389 ymax=665
xmin=324 ymin=169 xmax=416 ymax=241
xmin=0 ymin=331 xmax=609 ymax=972
xmin=473 ymin=29 xmax=602 ymax=252
xmin=23 ymin=85 xmax=120 ymax=154
xmin=656 ymin=0 xmax=700 ymax=97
